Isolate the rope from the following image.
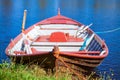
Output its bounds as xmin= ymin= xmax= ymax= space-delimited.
xmin=95 ymin=27 xmax=120 ymax=34
xmin=54 ymin=54 xmax=86 ymax=80
xmin=53 ymin=45 xmax=86 ymax=80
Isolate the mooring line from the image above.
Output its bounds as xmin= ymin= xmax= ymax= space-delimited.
xmin=55 ymin=55 xmax=86 ymax=80
xmin=53 ymin=45 xmax=86 ymax=80
xmin=95 ymin=27 xmax=120 ymax=34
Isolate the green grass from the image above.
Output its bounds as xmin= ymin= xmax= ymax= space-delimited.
xmin=0 ymin=62 xmax=112 ymax=80
xmin=0 ymin=62 xmax=71 ymax=80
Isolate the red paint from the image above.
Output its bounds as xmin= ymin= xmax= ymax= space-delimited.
xmin=50 ymin=32 xmax=67 ymax=42
xmin=60 ymin=51 xmax=107 ymax=59
xmin=36 ymin=14 xmax=82 ymax=26
xmin=9 ymin=50 xmax=106 ymax=59
xmin=35 ymin=36 xmax=49 ymax=42
xmin=14 ymin=51 xmax=26 ymax=54
xmin=23 ymin=26 xmax=35 ymax=34
xmin=31 ymin=48 xmax=37 ymax=53
xmin=35 ymin=35 xmax=83 ymax=42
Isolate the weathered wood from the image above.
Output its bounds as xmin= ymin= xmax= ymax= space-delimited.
xmin=22 ymin=10 xmax=27 ymax=32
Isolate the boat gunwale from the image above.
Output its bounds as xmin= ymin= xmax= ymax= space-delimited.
xmin=5 ymin=14 xmax=108 ymax=60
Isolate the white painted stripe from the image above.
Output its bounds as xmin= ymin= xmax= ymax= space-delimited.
xmin=40 ymin=24 xmax=79 ymax=29
xmin=33 ymin=47 xmax=80 ymax=51
xmin=10 ymin=38 xmax=23 ymax=54
xmin=100 ymin=50 xmax=106 ymax=56
xmin=86 ymin=34 xmax=95 ymax=46
xmin=31 ymin=42 xmax=84 ymax=46
xmin=27 ymin=27 xmax=40 ymax=40
xmin=39 ymin=30 xmax=77 ymax=36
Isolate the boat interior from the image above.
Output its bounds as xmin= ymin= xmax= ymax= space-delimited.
xmin=8 ymin=24 xmax=106 ymax=56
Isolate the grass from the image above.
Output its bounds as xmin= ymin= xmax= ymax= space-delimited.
xmin=0 ymin=62 xmax=71 ymax=80
xmin=0 ymin=62 xmax=112 ymax=80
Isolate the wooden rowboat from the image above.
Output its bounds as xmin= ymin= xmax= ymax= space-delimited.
xmin=5 ymin=9 xmax=108 ymax=72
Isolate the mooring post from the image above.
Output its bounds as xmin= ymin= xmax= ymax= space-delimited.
xmin=22 ymin=10 xmax=27 ymax=33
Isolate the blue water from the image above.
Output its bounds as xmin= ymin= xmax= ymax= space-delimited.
xmin=0 ymin=0 xmax=120 ymax=79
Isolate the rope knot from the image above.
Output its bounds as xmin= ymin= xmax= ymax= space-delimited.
xmin=53 ymin=45 xmax=60 ymax=58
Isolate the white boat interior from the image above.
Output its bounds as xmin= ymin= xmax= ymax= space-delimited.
xmin=8 ymin=24 xmax=105 ymax=56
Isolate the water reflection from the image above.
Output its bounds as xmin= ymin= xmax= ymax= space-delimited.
xmin=0 ymin=0 xmax=12 ymax=25
xmin=39 ymin=0 xmax=48 ymax=9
